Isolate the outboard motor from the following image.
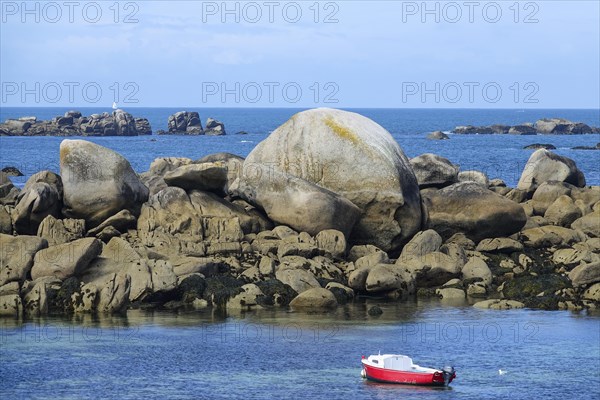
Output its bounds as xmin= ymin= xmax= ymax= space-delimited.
xmin=441 ymin=366 xmax=455 ymax=386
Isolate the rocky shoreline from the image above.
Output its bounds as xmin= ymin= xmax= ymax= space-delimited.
xmin=1 ymin=108 xmax=599 ymax=318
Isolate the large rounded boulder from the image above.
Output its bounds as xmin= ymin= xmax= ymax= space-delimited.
xmin=60 ymin=140 xmax=149 ymax=227
xmin=239 ymin=108 xmax=422 ymax=253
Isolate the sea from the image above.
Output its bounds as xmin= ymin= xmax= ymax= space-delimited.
xmin=1 ymin=107 xmax=600 ymax=399
xmin=1 ymin=107 xmax=599 ymax=188
xmin=1 ymin=302 xmax=599 ymax=400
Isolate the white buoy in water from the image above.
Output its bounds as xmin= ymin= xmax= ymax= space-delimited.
xmin=499 ymin=369 xmax=507 ymax=375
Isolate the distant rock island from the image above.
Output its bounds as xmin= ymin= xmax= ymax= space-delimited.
xmin=0 ymin=110 xmax=152 ymax=136
xmin=0 ymin=110 xmax=227 ymax=136
xmin=155 ymin=111 xmax=226 ymax=135
xmin=453 ymin=118 xmax=600 ymax=135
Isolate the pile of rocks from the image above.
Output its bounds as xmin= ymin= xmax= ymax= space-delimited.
xmin=1 ymin=108 xmax=599 ymax=318
xmin=0 ymin=110 xmax=152 ymax=136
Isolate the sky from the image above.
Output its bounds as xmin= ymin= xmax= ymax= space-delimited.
xmin=1 ymin=0 xmax=599 ymax=108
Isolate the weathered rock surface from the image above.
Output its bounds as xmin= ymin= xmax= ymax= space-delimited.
xmin=568 ymin=262 xmax=600 ymax=287
xmin=476 ymin=238 xmax=523 ymax=253
xmin=61 ymin=140 xmax=149 ymax=227
xmin=97 ymin=273 xmax=131 ymax=313
xmin=410 ymin=154 xmax=458 ymax=189
xmin=423 ymin=182 xmax=527 ymax=241
xmin=427 ymin=131 xmax=449 ymax=140
xmin=458 ymin=170 xmax=489 ymax=186
xmin=398 ymin=229 xmax=442 ymax=262
xmin=315 ymin=229 xmax=347 ymax=259
xmin=31 ymin=238 xmax=102 ymax=281
xmin=82 ymin=237 xmax=153 ymax=303
xmin=509 ymin=125 xmax=537 ymax=135
xmin=167 ymin=111 xmax=202 ymax=134
xmin=402 ymin=251 xmax=463 ymax=287
xmin=241 ymin=108 xmax=422 ymax=253
xmin=0 ymin=172 xmax=20 ymax=205
xmin=517 ymin=149 xmax=586 ymax=194
xmin=275 ymin=268 xmax=320 ymax=294
xmin=204 ymin=118 xmax=226 ymax=135
xmin=520 ymin=226 xmax=585 ymax=248
xmin=37 ymin=215 xmax=85 ymax=246
xmin=289 ymin=287 xmax=337 ymax=310
xmin=583 ymin=283 xmax=600 ymax=301
xmin=535 ymin=118 xmax=594 ymax=134
xmin=365 ymin=264 xmax=414 ymax=295
xmin=226 ymin=283 xmax=263 ymax=310
xmin=544 ymin=195 xmax=582 ymax=227
xmin=164 ymin=162 xmax=229 ymax=193
xmin=531 ymin=181 xmax=575 ymax=215
xmin=461 ymin=257 xmax=492 ymax=286
xmin=0 ymin=294 xmax=23 ymax=316
xmin=473 ymin=299 xmax=525 ymax=310
xmin=86 ymin=209 xmax=136 ymax=238
xmin=12 ymin=171 xmax=63 ymax=234
xmin=0 ymin=234 xmax=48 ymax=286
xmin=436 ymin=287 xmax=466 ymax=300
xmin=571 ymin=210 xmax=600 ymax=238
xmin=137 ymin=187 xmax=269 ymax=257
xmin=140 ymin=157 xmax=193 ymax=196
xmin=234 ymin=168 xmax=360 ymax=238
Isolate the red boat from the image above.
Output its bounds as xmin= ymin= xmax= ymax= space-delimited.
xmin=361 ymin=354 xmax=456 ymax=386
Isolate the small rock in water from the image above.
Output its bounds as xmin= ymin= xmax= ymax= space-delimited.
xmin=426 ymin=131 xmax=449 ymax=140
xmin=571 ymin=145 xmax=599 ymax=150
xmin=368 ymin=305 xmax=383 ymax=316
xmin=523 ymin=143 xmax=556 ymax=150
xmin=1 ymin=166 xmax=23 ymax=176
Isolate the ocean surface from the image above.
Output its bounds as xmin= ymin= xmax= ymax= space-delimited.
xmin=1 ymin=107 xmax=599 ymax=187
xmin=1 ymin=302 xmax=599 ymax=400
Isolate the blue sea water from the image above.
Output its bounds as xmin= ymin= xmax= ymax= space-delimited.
xmin=1 ymin=107 xmax=599 ymax=187
xmin=1 ymin=303 xmax=599 ymax=400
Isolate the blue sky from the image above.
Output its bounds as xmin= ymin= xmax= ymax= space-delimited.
xmin=1 ymin=0 xmax=599 ymax=108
